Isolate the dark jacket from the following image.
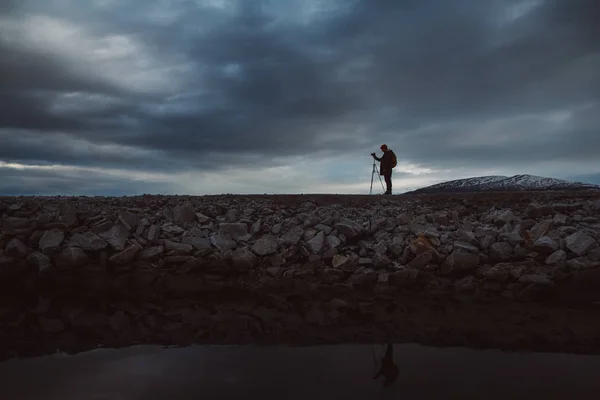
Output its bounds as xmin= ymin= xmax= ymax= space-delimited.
xmin=374 ymin=150 xmax=395 ymax=175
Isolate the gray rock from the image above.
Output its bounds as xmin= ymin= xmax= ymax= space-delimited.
xmin=397 ymin=213 xmax=412 ymax=225
xmin=334 ymin=218 xmax=364 ymax=239
xmin=181 ymin=236 xmax=211 ymax=249
xmin=196 ymin=212 xmax=211 ymax=224
xmin=307 ymin=231 xmax=325 ymax=255
xmin=147 ymin=224 xmax=160 ymax=242
xmin=490 ymin=241 xmax=514 ymax=261
xmin=409 ymin=223 xmax=440 ymax=238
xmin=266 ymin=267 xmax=282 ymax=277
xmin=390 ymin=235 xmax=405 ymax=255
xmin=513 ymin=244 xmax=536 ymax=259
xmin=332 ymin=254 xmax=350 ymax=269
xmin=69 ymin=231 xmax=107 ymax=252
xmin=210 ymin=233 xmax=237 ymax=250
xmin=369 ymin=217 xmax=387 ymax=233
xmin=519 ymin=274 xmax=554 ymax=286
xmin=38 ymin=229 xmax=64 ymax=255
xmin=589 ymin=247 xmax=600 ymax=262
xmin=483 ymin=265 xmax=509 ymax=283
xmin=173 ymin=202 xmax=196 ymax=223
xmin=533 ymin=236 xmax=559 ymax=254
xmin=231 ymin=247 xmax=258 ymax=270
xmin=488 ymin=209 xmax=516 ymax=225
xmin=60 ymin=203 xmax=79 ymax=227
xmin=27 ymin=251 xmax=52 ymax=273
xmin=545 ymin=249 xmax=567 ymax=265
xmin=530 ymin=219 xmax=553 ymax=241
xmin=454 ymin=276 xmax=477 ymax=292
xmin=315 ymin=224 xmax=333 ymax=235
xmin=119 ymin=211 xmax=141 ymax=230
xmin=498 ymin=231 xmax=525 ymax=246
xmin=252 ymin=235 xmax=279 ymax=256
xmin=54 ymin=247 xmax=88 ymax=268
xmin=140 ymin=246 xmax=164 ymax=261
xmin=109 ymin=245 xmax=140 ymax=265
xmin=373 ymin=242 xmax=387 ymax=255
xmin=219 ymin=222 xmax=248 ymax=238
xmin=442 ymin=250 xmax=480 ymax=275
xmin=373 ymin=252 xmax=392 ymax=268
xmin=271 ymin=223 xmax=282 ymax=234
xmin=281 ymin=226 xmax=304 ymax=245
xmin=326 ymin=235 xmax=342 ymax=249
xmin=349 ymin=270 xmax=378 ymax=286
xmin=251 ymin=219 xmax=262 ymax=234
xmin=269 ymin=253 xmax=285 ymax=268
xmin=377 ymin=272 xmax=390 ymax=285
xmin=303 ymin=228 xmax=317 ymax=242
xmin=358 ymin=257 xmax=373 ymax=266
xmin=409 ymin=250 xmax=433 ymax=269
xmin=161 ymin=222 xmax=186 ymax=235
xmin=165 ymin=255 xmax=193 ymax=264
xmin=566 ymin=257 xmax=600 ymax=270
xmin=433 ymin=212 xmax=449 ymax=226
xmin=553 ymin=214 xmax=568 ymax=226
xmin=451 ymin=210 xmax=460 ymax=226
xmin=525 ymin=203 xmax=555 ymax=219
xmin=565 ymin=231 xmax=596 ymax=256
xmin=183 ymin=227 xmax=208 ymax=238
xmin=480 ymin=235 xmax=496 ymax=250
xmin=454 ymin=241 xmax=479 ymax=253
xmin=98 ymin=224 xmax=129 ymax=251
xmin=456 ymin=229 xmax=478 ymax=246
xmin=164 ymin=239 xmax=193 ymax=255
xmin=2 ymin=217 xmax=35 ymax=235
xmin=225 ymin=209 xmax=238 ymax=222
xmin=5 ymin=238 xmax=28 ymax=258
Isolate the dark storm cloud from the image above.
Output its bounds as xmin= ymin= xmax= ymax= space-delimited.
xmin=0 ymin=165 xmax=179 ymax=196
xmin=0 ymin=0 xmax=599 ymax=193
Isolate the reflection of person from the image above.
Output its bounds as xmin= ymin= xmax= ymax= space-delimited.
xmin=372 ymin=343 xmax=399 ymax=386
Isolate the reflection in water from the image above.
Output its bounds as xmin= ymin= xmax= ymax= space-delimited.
xmin=372 ymin=343 xmax=399 ymax=387
xmin=1 ymin=343 xmax=600 ymax=399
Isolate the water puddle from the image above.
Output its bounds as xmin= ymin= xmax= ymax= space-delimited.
xmin=1 ymin=343 xmax=600 ymax=399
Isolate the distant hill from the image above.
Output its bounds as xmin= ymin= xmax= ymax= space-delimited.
xmin=405 ymin=174 xmax=600 ymax=194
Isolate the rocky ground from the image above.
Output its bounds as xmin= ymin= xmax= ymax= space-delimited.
xmin=2 ymin=191 xmax=600 ymax=360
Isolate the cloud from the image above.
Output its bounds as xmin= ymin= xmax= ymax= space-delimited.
xmin=0 ymin=0 xmax=599 ymax=194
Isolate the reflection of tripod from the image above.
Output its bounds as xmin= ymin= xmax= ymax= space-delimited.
xmin=369 ymin=160 xmax=386 ymax=195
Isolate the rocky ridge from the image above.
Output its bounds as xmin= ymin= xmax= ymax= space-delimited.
xmin=2 ymin=192 xmax=600 ymax=358
xmin=2 ymin=194 xmax=600 ymax=299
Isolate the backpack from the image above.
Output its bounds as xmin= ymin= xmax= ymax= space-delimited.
xmin=390 ymin=151 xmax=397 ymax=168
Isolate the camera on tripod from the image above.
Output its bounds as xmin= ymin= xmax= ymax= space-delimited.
xmin=369 ymin=152 xmax=384 ymax=195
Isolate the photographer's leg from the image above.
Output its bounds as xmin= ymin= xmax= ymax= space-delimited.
xmin=384 ymin=172 xmax=392 ymax=194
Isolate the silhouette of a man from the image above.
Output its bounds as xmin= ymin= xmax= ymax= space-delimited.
xmin=373 ymin=343 xmax=399 ymax=386
xmin=371 ymin=144 xmax=396 ymax=195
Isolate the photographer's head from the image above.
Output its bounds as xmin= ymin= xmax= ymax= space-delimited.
xmin=380 ymin=144 xmax=388 ymax=152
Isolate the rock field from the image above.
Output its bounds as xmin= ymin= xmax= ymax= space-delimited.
xmin=2 ymin=191 xmax=600 ymax=359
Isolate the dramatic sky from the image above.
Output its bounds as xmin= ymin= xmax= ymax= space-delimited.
xmin=1 ymin=0 xmax=599 ymax=195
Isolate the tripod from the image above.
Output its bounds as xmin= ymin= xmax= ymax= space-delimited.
xmin=369 ymin=160 xmax=386 ymax=195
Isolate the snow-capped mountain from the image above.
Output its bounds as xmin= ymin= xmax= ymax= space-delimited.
xmin=406 ymin=174 xmax=600 ymax=194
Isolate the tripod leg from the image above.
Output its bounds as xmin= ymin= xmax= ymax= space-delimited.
xmin=375 ymin=165 xmax=386 ymax=193
xmin=369 ymin=163 xmax=375 ymax=195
